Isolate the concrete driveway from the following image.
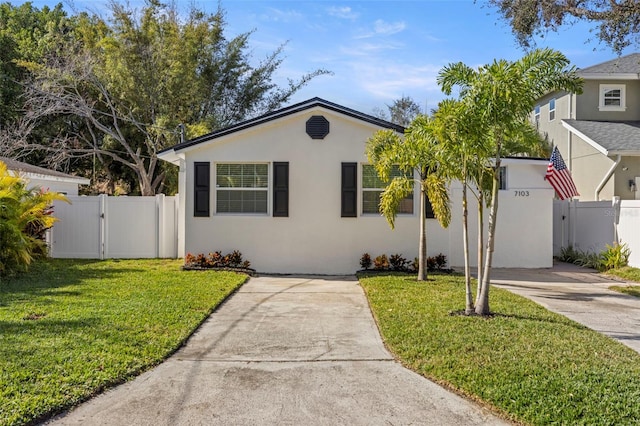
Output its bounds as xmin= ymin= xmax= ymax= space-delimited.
xmin=47 ymin=275 xmax=508 ymax=425
xmin=491 ymin=262 xmax=640 ymax=354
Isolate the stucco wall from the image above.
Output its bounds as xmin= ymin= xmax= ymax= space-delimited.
xmin=569 ymin=134 xmax=615 ymax=201
xmin=180 ymin=107 xmax=553 ymax=273
xmin=435 ymin=160 xmax=556 ymax=269
xmin=615 ymin=157 xmax=640 ymax=200
xmin=576 ymin=80 xmax=640 ymax=121
xmin=535 ymin=91 xmax=571 ymax=151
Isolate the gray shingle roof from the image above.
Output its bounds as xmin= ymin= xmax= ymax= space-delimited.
xmin=0 ymin=156 xmax=87 ymax=181
xmin=578 ymin=53 xmax=640 ymax=75
xmin=563 ymin=120 xmax=640 ymax=154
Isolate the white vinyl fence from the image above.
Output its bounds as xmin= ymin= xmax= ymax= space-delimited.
xmin=49 ymin=194 xmax=178 ymax=259
xmin=553 ymin=198 xmax=640 ymax=268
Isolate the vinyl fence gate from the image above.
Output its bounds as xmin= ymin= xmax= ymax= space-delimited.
xmin=49 ymin=194 xmax=178 ymax=259
xmin=553 ymin=198 xmax=640 ymax=268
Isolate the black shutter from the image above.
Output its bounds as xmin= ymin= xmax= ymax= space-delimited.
xmin=341 ymin=162 xmax=357 ymax=217
xmin=425 ymin=194 xmax=435 ymax=219
xmin=194 ymin=162 xmax=210 ymax=217
xmin=273 ymin=162 xmax=289 ymax=217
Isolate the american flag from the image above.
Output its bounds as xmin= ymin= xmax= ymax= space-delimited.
xmin=545 ymin=146 xmax=579 ymax=200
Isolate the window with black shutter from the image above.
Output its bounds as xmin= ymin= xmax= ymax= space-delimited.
xmin=273 ymin=162 xmax=289 ymax=217
xmin=341 ymin=162 xmax=357 ymax=217
xmin=194 ymin=162 xmax=210 ymax=217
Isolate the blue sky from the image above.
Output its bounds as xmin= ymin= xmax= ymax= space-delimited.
xmin=28 ymin=0 xmax=635 ymax=115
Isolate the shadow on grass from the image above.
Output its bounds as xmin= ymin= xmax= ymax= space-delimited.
xmin=0 ymin=317 xmax=102 ymax=338
xmin=0 ymin=259 xmax=145 ymax=305
xmin=447 ymin=308 xmax=589 ymax=330
xmin=357 ymin=270 xmax=460 ymax=280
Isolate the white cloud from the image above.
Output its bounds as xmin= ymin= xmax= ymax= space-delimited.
xmin=260 ymin=7 xmax=304 ymax=23
xmin=339 ymin=41 xmax=403 ymax=56
xmin=373 ymin=19 xmax=406 ymax=36
xmin=327 ymin=6 xmax=359 ymax=20
xmin=351 ymin=61 xmax=443 ymax=102
xmin=355 ymin=19 xmax=406 ymax=39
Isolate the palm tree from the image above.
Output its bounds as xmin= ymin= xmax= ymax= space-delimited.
xmin=431 ymin=99 xmax=482 ymax=312
xmin=437 ymin=48 xmax=583 ymax=315
xmin=366 ymin=115 xmax=451 ymax=281
xmin=0 ymin=160 xmax=68 ymax=276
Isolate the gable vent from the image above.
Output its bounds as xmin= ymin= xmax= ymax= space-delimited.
xmin=306 ymin=115 xmax=330 ymax=139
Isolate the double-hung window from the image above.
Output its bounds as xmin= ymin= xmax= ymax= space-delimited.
xmin=534 ymin=105 xmax=540 ymax=128
xmin=216 ymin=163 xmax=268 ymax=214
xmin=549 ymin=98 xmax=556 ymax=121
xmin=599 ymin=84 xmax=626 ymax=111
xmin=362 ymin=164 xmax=413 ymax=215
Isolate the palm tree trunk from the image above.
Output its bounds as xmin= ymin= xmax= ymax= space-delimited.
xmin=476 ymin=160 xmax=500 ymax=316
xmin=462 ymin=182 xmax=473 ymax=313
xmin=476 ymin=191 xmax=484 ymax=305
xmin=418 ymin=187 xmax=428 ymax=281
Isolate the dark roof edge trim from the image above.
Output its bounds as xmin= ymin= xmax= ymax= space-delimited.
xmin=160 ymin=97 xmax=405 ymax=154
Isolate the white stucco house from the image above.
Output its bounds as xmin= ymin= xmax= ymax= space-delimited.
xmin=1 ymin=156 xmax=90 ymax=195
xmin=158 ymin=98 xmax=554 ymax=274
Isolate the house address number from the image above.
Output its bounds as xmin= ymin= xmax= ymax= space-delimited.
xmin=514 ymin=190 xmax=530 ymax=197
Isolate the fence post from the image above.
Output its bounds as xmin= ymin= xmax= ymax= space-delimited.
xmin=99 ymin=194 xmax=107 ymax=260
xmin=569 ymin=199 xmax=576 ymax=249
xmin=156 ymin=194 xmax=164 ymax=258
xmin=612 ymin=196 xmax=621 ymax=244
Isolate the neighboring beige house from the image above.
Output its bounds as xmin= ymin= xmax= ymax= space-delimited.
xmin=534 ymin=53 xmax=640 ymax=201
xmin=159 ymin=97 xmax=555 ymax=274
xmin=0 ymin=156 xmax=90 ymax=195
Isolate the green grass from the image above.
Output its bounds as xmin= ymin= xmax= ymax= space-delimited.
xmin=609 ymin=285 xmax=640 ymax=298
xmin=607 ymin=266 xmax=640 ymax=282
xmin=605 ymin=266 xmax=640 ymax=298
xmin=359 ymin=272 xmax=640 ymax=425
xmin=0 ymin=259 xmax=247 ymax=426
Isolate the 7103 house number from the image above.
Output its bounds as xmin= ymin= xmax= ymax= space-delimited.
xmin=514 ymin=190 xmax=530 ymax=197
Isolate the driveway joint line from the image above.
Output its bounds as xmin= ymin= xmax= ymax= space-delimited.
xmin=174 ymin=358 xmax=395 ymax=363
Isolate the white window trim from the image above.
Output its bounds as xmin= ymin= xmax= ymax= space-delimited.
xmin=361 ymin=164 xmax=415 ymax=216
xmin=549 ymin=98 xmax=556 ymax=121
xmin=214 ymin=162 xmax=270 ymax=215
xmin=534 ymin=105 xmax=540 ymax=127
xmin=599 ymin=84 xmax=626 ymax=111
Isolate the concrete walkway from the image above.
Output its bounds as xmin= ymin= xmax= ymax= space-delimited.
xmin=47 ymin=275 xmax=507 ymax=425
xmin=491 ymin=262 xmax=640 ymax=354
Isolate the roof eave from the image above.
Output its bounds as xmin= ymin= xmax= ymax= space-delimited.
xmin=15 ymin=171 xmax=90 ymax=185
xmin=160 ymin=98 xmax=405 ymax=156
xmin=501 ymin=157 xmax=549 ymax=165
xmin=609 ymin=150 xmax=640 ymax=156
xmin=561 ymin=120 xmax=610 ymax=156
xmin=157 ymin=149 xmax=183 ymax=165
xmin=579 ymin=72 xmax=640 ymax=80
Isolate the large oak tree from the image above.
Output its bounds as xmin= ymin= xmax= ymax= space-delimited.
xmin=487 ymin=0 xmax=640 ymax=54
xmin=2 ymin=2 xmax=329 ymax=195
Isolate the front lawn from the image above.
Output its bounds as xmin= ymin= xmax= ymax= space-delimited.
xmin=0 ymin=259 xmax=247 ymax=426
xmin=606 ymin=266 xmax=640 ymax=298
xmin=359 ymin=273 xmax=640 ymax=425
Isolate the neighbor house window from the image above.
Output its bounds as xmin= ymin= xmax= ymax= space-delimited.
xmin=499 ymin=166 xmax=507 ymax=190
xmin=599 ymin=84 xmax=626 ymax=111
xmin=549 ymin=98 xmax=556 ymax=121
xmin=216 ymin=163 xmax=268 ymax=214
xmin=534 ymin=105 xmax=540 ymax=128
xmin=362 ymin=164 xmax=413 ymax=215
